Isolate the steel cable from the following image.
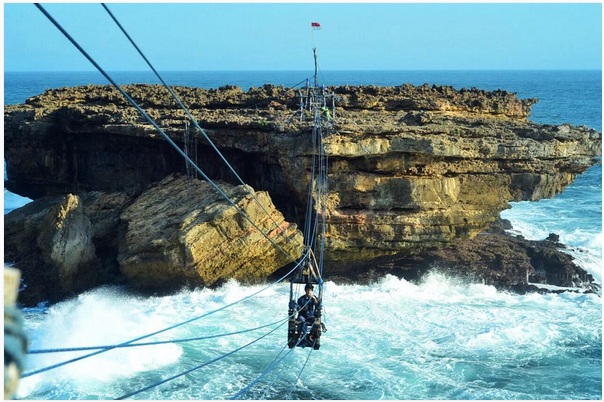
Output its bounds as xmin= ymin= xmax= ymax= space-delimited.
xmin=34 ymin=3 xmax=302 ymax=277
xmin=22 ymin=249 xmax=308 ymax=378
xmin=230 ymin=332 xmax=308 ymax=400
xmin=28 ymin=316 xmax=289 ymax=354
xmin=101 ymin=3 xmax=305 ymax=252
xmin=115 ymin=319 xmax=289 ymax=400
xmin=29 ymin=6 xmax=330 ymax=399
xmin=285 ymin=339 xmax=316 ymax=400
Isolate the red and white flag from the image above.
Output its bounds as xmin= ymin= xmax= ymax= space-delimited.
xmin=311 ymin=22 xmax=321 ymax=29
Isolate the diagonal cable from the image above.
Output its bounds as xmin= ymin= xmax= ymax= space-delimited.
xmin=22 ymin=249 xmax=308 ymax=378
xmin=230 ymin=334 xmax=306 ymax=400
xmin=28 ymin=316 xmax=289 ymax=354
xmin=30 ymin=6 xmax=328 ymax=398
xmin=114 ymin=318 xmax=289 ymax=400
xmin=33 ymin=3 xmax=301 ymax=270
xmin=231 ymin=297 xmax=319 ymax=399
xmin=101 ymin=3 xmax=304 ymax=251
xmin=286 ymin=339 xmax=316 ymax=400
xmin=258 ymin=343 xmax=291 ymax=399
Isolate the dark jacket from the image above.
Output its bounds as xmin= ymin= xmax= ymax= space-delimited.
xmin=297 ymin=294 xmax=318 ymax=319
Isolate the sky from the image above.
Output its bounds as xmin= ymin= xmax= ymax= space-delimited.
xmin=2 ymin=2 xmax=603 ymax=72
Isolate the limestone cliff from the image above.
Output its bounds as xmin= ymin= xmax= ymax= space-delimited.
xmin=118 ymin=174 xmax=303 ymax=290
xmin=5 ymin=175 xmax=303 ymax=305
xmin=4 ymin=83 xmax=601 ymax=303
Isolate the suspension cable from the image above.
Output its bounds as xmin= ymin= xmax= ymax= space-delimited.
xmin=230 ymin=348 xmax=296 ymax=400
xmin=231 ymin=291 xmax=320 ymax=399
xmin=303 ymin=119 xmax=318 ymax=247
xmin=305 ymin=104 xmax=327 ymax=272
xmin=28 ymin=316 xmax=290 ymax=354
xmin=119 ymin=299 xmax=311 ymax=399
xmin=258 ymin=343 xmax=291 ymax=399
xmin=34 ymin=3 xmax=301 ymax=268
xmin=30 ymin=6 xmax=330 ymax=399
xmin=230 ymin=331 xmax=308 ymax=400
xmin=115 ymin=319 xmax=289 ymax=400
xmin=286 ymin=340 xmax=316 ymax=400
xmin=22 ymin=249 xmax=308 ymax=378
xmin=101 ymin=3 xmax=304 ymax=252
xmin=318 ymin=123 xmax=329 ymax=277
xmin=28 ymin=4 xmax=315 ymax=376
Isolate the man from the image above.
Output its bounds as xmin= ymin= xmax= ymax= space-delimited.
xmin=297 ymin=283 xmax=319 ymax=337
xmin=321 ymin=106 xmax=332 ymax=120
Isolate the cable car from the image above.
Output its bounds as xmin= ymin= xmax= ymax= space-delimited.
xmin=286 ymin=46 xmax=334 ymax=351
xmin=287 ymin=250 xmax=325 ymax=350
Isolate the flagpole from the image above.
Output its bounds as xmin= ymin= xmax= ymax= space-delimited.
xmin=310 ymin=22 xmax=321 ymax=88
xmin=313 ymin=47 xmax=318 ymax=88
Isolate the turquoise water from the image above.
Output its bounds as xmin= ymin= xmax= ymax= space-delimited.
xmin=17 ymin=276 xmax=603 ymax=400
xmin=5 ymin=70 xmax=602 ymax=399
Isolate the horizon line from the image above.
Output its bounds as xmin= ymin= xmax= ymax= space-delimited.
xmin=5 ymin=68 xmax=603 ymax=74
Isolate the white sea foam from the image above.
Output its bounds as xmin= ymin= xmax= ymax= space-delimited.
xmin=5 ymin=69 xmax=602 ymax=400
xmin=17 ymin=275 xmax=602 ymax=399
xmin=502 ymin=189 xmax=602 ymax=284
xmin=19 ymin=287 xmax=184 ymax=398
xmin=11 ymin=166 xmax=603 ymax=399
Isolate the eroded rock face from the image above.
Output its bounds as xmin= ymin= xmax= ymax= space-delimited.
xmin=4 ymin=174 xmax=304 ymax=305
xmin=38 ymin=194 xmax=97 ymax=287
xmin=314 ymin=219 xmax=600 ymax=294
xmin=4 ymin=194 xmax=98 ymax=305
xmin=5 ymin=84 xmax=600 ymax=267
xmin=4 ymin=83 xmax=602 ymax=300
xmin=117 ymin=174 xmax=303 ymax=290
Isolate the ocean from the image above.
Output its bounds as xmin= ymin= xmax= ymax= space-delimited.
xmin=4 ymin=70 xmax=602 ymax=400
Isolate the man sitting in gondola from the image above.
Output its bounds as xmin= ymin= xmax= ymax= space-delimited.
xmin=297 ymin=283 xmax=319 ymax=339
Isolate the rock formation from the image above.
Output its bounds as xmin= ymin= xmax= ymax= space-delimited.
xmin=117 ymin=174 xmax=302 ymax=290
xmin=4 ymin=83 xmax=601 ymax=304
xmin=315 ymin=219 xmax=600 ymax=295
xmin=5 ymin=194 xmax=98 ymax=305
xmin=5 ymin=174 xmax=303 ymax=305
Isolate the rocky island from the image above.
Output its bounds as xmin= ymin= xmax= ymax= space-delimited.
xmin=4 ymin=83 xmax=601 ymax=305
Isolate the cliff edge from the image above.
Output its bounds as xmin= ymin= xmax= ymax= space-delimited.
xmin=4 ymin=83 xmax=601 ymax=304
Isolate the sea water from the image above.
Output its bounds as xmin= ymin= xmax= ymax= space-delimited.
xmin=4 ymin=70 xmax=602 ymax=400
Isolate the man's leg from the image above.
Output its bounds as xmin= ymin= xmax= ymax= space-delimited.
xmin=299 ymin=316 xmax=307 ymax=334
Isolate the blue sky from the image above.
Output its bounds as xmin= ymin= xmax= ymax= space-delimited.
xmin=3 ymin=2 xmax=602 ymax=72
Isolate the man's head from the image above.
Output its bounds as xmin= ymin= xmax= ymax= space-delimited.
xmin=305 ymin=283 xmax=314 ymax=293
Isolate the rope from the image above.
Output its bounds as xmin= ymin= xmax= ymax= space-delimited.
xmin=34 ymin=4 xmax=301 ymax=273
xmin=31 ymin=6 xmax=331 ymax=399
xmin=258 ymin=343 xmax=291 ymax=399
xmin=101 ymin=4 xmax=304 ymax=252
xmin=28 ymin=316 xmax=289 ymax=354
xmin=286 ymin=339 xmax=316 ymax=400
xmin=230 ymin=332 xmax=307 ymax=400
xmin=230 ymin=348 xmax=296 ymax=400
xmin=101 ymin=3 xmax=304 ymax=253
xmin=303 ymin=105 xmax=323 ymax=250
xmin=22 ymin=250 xmax=308 ymax=378
xmin=115 ymin=319 xmax=289 ymax=400
xmin=303 ymin=120 xmax=318 ymax=246
xmin=229 ymin=294 xmax=321 ymax=399
xmin=228 ymin=59 xmax=333 ymax=402
xmin=117 ymin=304 xmax=311 ymax=400
xmin=318 ymin=120 xmax=329 ymax=277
